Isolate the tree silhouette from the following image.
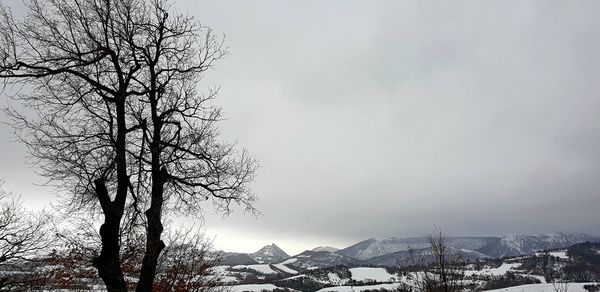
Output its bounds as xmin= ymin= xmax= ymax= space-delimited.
xmin=0 ymin=181 xmax=50 ymax=289
xmin=0 ymin=0 xmax=257 ymax=290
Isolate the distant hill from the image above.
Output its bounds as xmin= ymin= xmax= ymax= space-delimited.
xmin=216 ymin=240 xmax=600 ymax=291
xmin=336 ymin=232 xmax=599 ymax=264
xmin=311 ymin=246 xmax=339 ymax=253
xmin=220 ymin=252 xmax=258 ymax=266
xmin=249 ymin=243 xmax=290 ymax=264
xmin=336 ymin=236 xmax=496 ymax=260
xmin=283 ymin=250 xmax=364 ymax=269
xmin=477 ymin=232 xmax=599 ymax=258
xmin=221 ymin=232 xmax=599 ymax=269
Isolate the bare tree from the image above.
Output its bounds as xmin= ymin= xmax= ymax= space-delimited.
xmin=153 ymin=228 xmax=226 ymax=292
xmin=0 ymin=180 xmax=51 ymax=289
xmin=0 ymin=0 xmax=257 ymax=290
xmin=32 ymin=225 xmax=225 ymax=291
xmin=408 ymin=228 xmax=465 ymax=292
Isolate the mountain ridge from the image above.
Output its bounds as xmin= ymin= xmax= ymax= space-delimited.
xmin=223 ymin=231 xmax=599 ymax=268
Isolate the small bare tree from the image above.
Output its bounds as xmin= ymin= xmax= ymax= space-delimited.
xmin=544 ymin=251 xmax=570 ymax=292
xmin=0 ymin=180 xmax=51 ymax=289
xmin=409 ymin=228 xmax=465 ymax=292
xmin=154 ymin=229 xmax=226 ymax=292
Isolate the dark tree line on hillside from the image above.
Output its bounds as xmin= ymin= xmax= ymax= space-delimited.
xmin=0 ymin=0 xmax=257 ymax=290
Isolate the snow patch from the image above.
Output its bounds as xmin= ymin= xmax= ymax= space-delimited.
xmin=349 ymin=267 xmax=396 ymax=283
xmin=465 ymin=263 xmax=522 ymax=276
xmin=483 ymin=282 xmax=598 ymax=292
xmin=327 ymin=272 xmax=348 ymax=286
xmin=281 ymin=258 xmax=298 ymax=265
xmin=232 ymin=264 xmax=277 ymax=274
xmin=226 ymin=284 xmax=291 ymax=292
xmin=273 ymin=263 xmax=298 ymax=274
xmin=549 ymin=250 xmax=569 ymax=259
xmin=317 ymin=283 xmax=400 ymax=292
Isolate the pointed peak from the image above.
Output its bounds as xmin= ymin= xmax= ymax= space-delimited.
xmin=249 ymin=243 xmax=290 ymax=263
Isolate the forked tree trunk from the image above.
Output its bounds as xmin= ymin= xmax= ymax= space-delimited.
xmin=94 ymin=99 xmax=129 ymax=291
xmin=136 ymin=89 xmax=166 ymax=290
xmin=135 ymin=169 xmax=166 ymax=292
xmin=93 ymin=179 xmax=127 ymax=292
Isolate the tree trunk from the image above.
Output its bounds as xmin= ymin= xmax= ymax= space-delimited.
xmin=135 ymin=60 xmax=166 ymax=292
xmin=94 ymin=98 xmax=129 ymax=291
xmin=93 ymin=179 xmax=127 ymax=292
xmin=135 ymin=169 xmax=166 ymax=292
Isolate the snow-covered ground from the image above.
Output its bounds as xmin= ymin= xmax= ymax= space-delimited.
xmin=349 ymin=267 xmax=396 ymax=282
xmin=526 ymin=274 xmax=547 ymax=284
xmin=327 ymin=272 xmax=349 ymax=286
xmin=280 ymin=258 xmax=298 ymax=265
xmin=210 ymin=265 xmax=229 ymax=274
xmin=483 ymin=282 xmax=598 ymax=292
xmin=232 ymin=264 xmax=277 ymax=274
xmin=219 ymin=275 xmax=239 ymax=284
xmin=273 ymin=263 xmax=298 ymax=274
xmin=549 ymin=250 xmax=570 ymax=259
xmin=282 ymin=274 xmax=308 ymax=281
xmin=226 ymin=284 xmax=294 ymax=292
xmin=317 ymin=283 xmax=401 ymax=292
xmin=465 ymin=263 xmax=522 ymax=276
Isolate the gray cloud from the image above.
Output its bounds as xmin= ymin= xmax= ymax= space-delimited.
xmin=2 ymin=0 xmax=600 ymax=254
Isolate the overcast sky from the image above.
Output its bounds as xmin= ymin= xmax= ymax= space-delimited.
xmin=1 ymin=1 xmax=600 ymax=255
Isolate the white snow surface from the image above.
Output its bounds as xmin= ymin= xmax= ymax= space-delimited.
xmin=327 ymin=272 xmax=348 ymax=286
xmin=273 ymin=263 xmax=298 ymax=274
xmin=226 ymin=284 xmax=294 ymax=292
xmin=525 ymin=274 xmax=547 ymax=284
xmin=220 ymin=276 xmax=239 ymax=284
xmin=282 ymin=274 xmax=308 ymax=281
xmin=281 ymin=258 xmax=298 ymax=265
xmin=349 ymin=267 xmax=396 ymax=283
xmin=210 ymin=265 xmax=230 ymax=273
xmin=232 ymin=264 xmax=277 ymax=274
xmin=317 ymin=283 xmax=400 ymax=292
xmin=483 ymin=282 xmax=598 ymax=292
xmin=549 ymin=250 xmax=570 ymax=259
xmin=465 ymin=263 xmax=522 ymax=276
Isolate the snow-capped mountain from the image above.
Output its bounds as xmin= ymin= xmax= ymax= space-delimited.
xmin=337 ymin=232 xmax=598 ymax=262
xmin=311 ymin=246 xmax=339 ymax=253
xmin=282 ymin=250 xmax=364 ymax=269
xmin=477 ymin=232 xmax=599 ymax=258
xmin=249 ymin=243 xmax=290 ymax=264
xmin=337 ymin=237 xmax=496 ymax=260
xmin=366 ymin=246 xmax=489 ymax=266
xmin=221 ymin=232 xmax=598 ymax=268
xmin=336 ymin=238 xmax=391 ymax=260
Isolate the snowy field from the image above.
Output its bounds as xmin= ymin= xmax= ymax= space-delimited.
xmin=232 ymin=264 xmax=277 ymax=274
xmin=273 ymin=262 xmax=298 ymax=274
xmin=349 ymin=267 xmax=396 ymax=282
xmin=225 ymin=284 xmax=293 ymax=292
xmin=465 ymin=262 xmax=522 ymax=276
xmin=549 ymin=250 xmax=570 ymax=259
xmin=317 ymin=283 xmax=401 ymax=292
xmin=483 ymin=282 xmax=598 ymax=292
